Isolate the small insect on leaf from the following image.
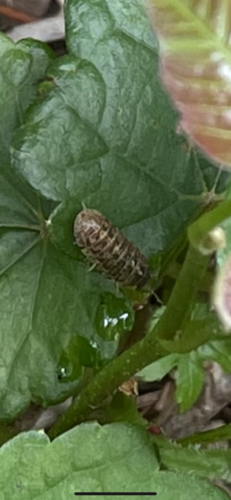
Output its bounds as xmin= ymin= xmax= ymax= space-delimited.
xmin=74 ymin=209 xmax=150 ymax=288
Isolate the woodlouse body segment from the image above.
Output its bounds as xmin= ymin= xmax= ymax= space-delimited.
xmin=74 ymin=209 xmax=150 ymax=288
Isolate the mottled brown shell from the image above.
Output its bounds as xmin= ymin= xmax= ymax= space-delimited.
xmin=74 ymin=209 xmax=150 ymax=288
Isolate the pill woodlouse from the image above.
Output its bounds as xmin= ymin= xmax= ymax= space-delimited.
xmin=74 ymin=209 xmax=150 ymax=288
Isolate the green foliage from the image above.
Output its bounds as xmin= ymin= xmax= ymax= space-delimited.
xmin=0 ymin=35 xmax=54 ymax=168
xmin=0 ymin=0 xmax=227 ymax=421
xmin=1 ymin=0 xmax=231 ymax=496
xmin=175 ymin=351 xmax=204 ymax=412
xmin=138 ymin=351 xmax=205 ymax=413
xmin=95 ymin=392 xmax=147 ymax=427
xmin=138 ymin=353 xmax=179 ymax=381
xmin=0 ymin=423 xmax=229 ymax=499
xmin=138 ymin=311 xmax=227 ymax=412
xmin=155 ymin=435 xmax=231 ymax=483
xmin=179 ymin=423 xmax=231 ymax=447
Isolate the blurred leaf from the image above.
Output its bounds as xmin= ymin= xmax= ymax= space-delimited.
xmin=175 ymin=350 xmax=204 ymax=412
xmin=137 ymin=313 xmax=221 ymax=412
xmin=139 ymin=320 xmax=231 ymax=412
xmin=139 ymin=318 xmax=231 ymax=412
xmin=156 ymin=438 xmax=231 ymax=483
xmin=0 ymin=423 xmax=228 ymax=499
xmin=137 ymin=353 xmax=178 ymax=381
xmin=191 ymin=302 xmax=214 ymax=320
xmin=179 ymin=423 xmax=231 ymax=447
xmin=148 ymin=0 xmax=231 ymax=168
xmin=198 ymin=338 xmax=231 ymax=372
xmin=160 ymin=318 xmax=214 ymax=354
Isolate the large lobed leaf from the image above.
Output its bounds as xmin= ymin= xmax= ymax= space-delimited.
xmin=11 ymin=0 xmax=227 ymax=258
xmin=0 ymin=423 xmax=228 ymax=499
xmin=148 ymin=0 xmax=231 ymax=168
xmin=0 ymin=34 xmax=133 ymax=419
xmin=0 ymin=0 xmax=229 ymax=421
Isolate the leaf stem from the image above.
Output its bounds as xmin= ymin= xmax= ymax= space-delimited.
xmin=48 ymin=241 xmax=210 ymax=439
xmin=188 ymin=199 xmax=231 ymax=248
xmin=155 ymin=244 xmax=210 ymax=340
xmin=48 ymin=334 xmax=167 ymax=439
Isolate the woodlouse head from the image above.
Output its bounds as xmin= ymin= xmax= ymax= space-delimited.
xmin=74 ymin=209 xmax=104 ymax=248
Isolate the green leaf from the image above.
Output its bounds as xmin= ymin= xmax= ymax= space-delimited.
xmin=0 ymin=0 xmax=229 ymax=423
xmin=179 ymin=423 xmax=231 ymax=447
xmin=0 ymin=226 xmax=133 ymax=418
xmin=137 ymin=353 xmax=179 ymax=381
xmin=0 ymin=423 xmax=228 ymax=499
xmin=11 ymin=0 xmax=228 ymax=262
xmin=157 ymin=438 xmax=231 ymax=483
xmin=0 ymin=34 xmax=134 ymax=419
xmin=148 ymin=0 xmax=231 ymax=168
xmin=0 ymin=33 xmax=53 ymax=168
xmin=95 ymin=293 xmax=134 ymax=341
xmin=175 ymin=350 xmax=204 ymax=412
xmin=138 ymin=323 xmax=230 ymax=412
xmin=159 ymin=318 xmax=213 ymax=354
xmin=198 ymin=338 xmax=231 ymax=372
xmin=99 ymin=392 xmax=147 ymax=427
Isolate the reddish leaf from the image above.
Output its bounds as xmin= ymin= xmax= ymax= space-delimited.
xmin=148 ymin=0 xmax=231 ymax=168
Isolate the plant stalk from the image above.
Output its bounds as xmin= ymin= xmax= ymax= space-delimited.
xmin=48 ymin=335 xmax=167 ymax=439
xmin=49 ymin=242 xmax=209 ymax=439
xmin=188 ymin=199 xmax=231 ymax=247
xmin=155 ymin=244 xmax=210 ymax=340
